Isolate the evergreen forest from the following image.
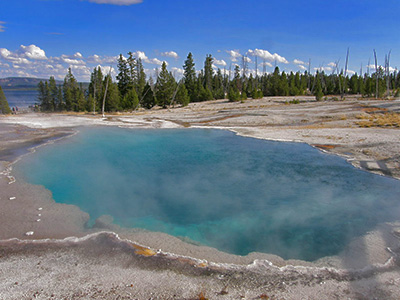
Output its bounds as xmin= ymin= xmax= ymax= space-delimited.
xmin=36 ymin=52 xmax=400 ymax=113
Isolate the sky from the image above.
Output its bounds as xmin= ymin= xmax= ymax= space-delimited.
xmin=0 ymin=0 xmax=399 ymax=82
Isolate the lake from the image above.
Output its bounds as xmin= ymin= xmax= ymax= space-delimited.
xmin=14 ymin=127 xmax=400 ymax=261
xmin=3 ymin=89 xmax=38 ymax=109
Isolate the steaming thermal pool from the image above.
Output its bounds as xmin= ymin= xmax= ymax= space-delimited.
xmin=15 ymin=127 xmax=400 ymax=261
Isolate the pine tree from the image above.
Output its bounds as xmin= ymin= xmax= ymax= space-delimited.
xmin=37 ymin=81 xmax=47 ymax=110
xmin=141 ymin=82 xmax=156 ymax=109
xmin=136 ymin=58 xmax=146 ymax=97
xmin=175 ymin=82 xmax=190 ymax=107
xmin=48 ymin=76 xmax=58 ymax=111
xmin=89 ymin=67 xmax=104 ymax=113
xmin=76 ymin=89 xmax=87 ymax=112
xmin=183 ymin=52 xmax=196 ymax=102
xmin=204 ymin=54 xmax=214 ymax=96
xmin=63 ymin=68 xmax=78 ymax=111
xmin=104 ymin=79 xmax=121 ymax=112
xmin=0 ymin=86 xmax=11 ymax=114
xmin=116 ymin=54 xmax=132 ymax=98
xmin=156 ymin=62 xmax=176 ymax=108
xmin=122 ymin=88 xmax=139 ymax=111
xmin=314 ymin=72 xmax=324 ymax=101
xmin=233 ymin=65 xmax=242 ymax=92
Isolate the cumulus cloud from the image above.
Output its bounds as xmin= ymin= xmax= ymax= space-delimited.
xmin=161 ymin=51 xmax=179 ymax=59
xmin=293 ymin=59 xmax=305 ymax=65
xmin=20 ymin=45 xmax=47 ymax=60
xmin=84 ymin=0 xmax=143 ymax=5
xmin=347 ymin=69 xmax=356 ymax=75
xmin=314 ymin=66 xmax=333 ymax=72
xmin=61 ymin=54 xmax=86 ymax=65
xmin=214 ymin=58 xmax=227 ymax=67
xmin=0 ymin=21 xmax=6 ymax=32
xmin=366 ymin=64 xmax=396 ymax=73
xmin=87 ymin=54 xmax=117 ymax=65
xmin=247 ymin=48 xmax=289 ymax=64
xmin=260 ymin=61 xmax=273 ymax=67
xmin=327 ymin=62 xmax=336 ymax=67
xmin=73 ymin=52 xmax=83 ymax=58
xmin=0 ymin=48 xmax=31 ymax=64
xmin=132 ymin=51 xmax=164 ymax=65
xmin=171 ymin=67 xmax=184 ymax=78
xmin=298 ymin=65 xmax=307 ymax=70
xmin=226 ymin=50 xmax=242 ymax=62
xmin=243 ymin=56 xmax=252 ymax=63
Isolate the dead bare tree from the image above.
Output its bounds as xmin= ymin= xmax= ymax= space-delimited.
xmin=93 ymin=76 xmax=96 ymax=115
xmin=102 ymin=67 xmax=112 ymax=118
xmin=374 ymin=49 xmax=378 ymax=99
xmin=386 ymin=50 xmax=392 ymax=97
xmin=307 ymin=58 xmax=311 ymax=92
xmin=262 ymin=59 xmax=266 ymax=75
xmin=255 ymin=55 xmax=258 ymax=79
xmin=341 ymin=48 xmax=349 ymax=100
xmin=241 ymin=55 xmax=248 ymax=78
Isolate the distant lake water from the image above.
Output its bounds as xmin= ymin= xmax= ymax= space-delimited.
xmin=14 ymin=128 xmax=400 ymax=261
xmin=3 ymin=89 xmax=38 ymax=108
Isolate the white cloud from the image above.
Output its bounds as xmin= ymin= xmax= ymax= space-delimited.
xmin=85 ymin=0 xmax=142 ymax=5
xmin=171 ymin=67 xmax=184 ymax=78
xmin=0 ymin=48 xmax=31 ymax=64
xmin=132 ymin=51 xmax=164 ymax=65
xmin=247 ymin=48 xmax=289 ymax=64
xmin=73 ymin=52 xmax=83 ymax=58
xmin=61 ymin=55 xmax=86 ymax=65
xmin=134 ymin=50 xmax=148 ymax=61
xmin=298 ymin=65 xmax=307 ymax=70
xmin=314 ymin=66 xmax=333 ymax=72
xmin=87 ymin=54 xmax=116 ymax=64
xmin=149 ymin=58 xmax=164 ymax=65
xmin=243 ymin=56 xmax=252 ymax=63
xmin=214 ymin=58 xmax=227 ymax=66
xmin=347 ymin=69 xmax=356 ymax=75
xmin=226 ymin=50 xmax=242 ymax=62
xmin=260 ymin=61 xmax=273 ymax=67
xmin=20 ymin=45 xmax=47 ymax=60
xmin=293 ymin=59 xmax=305 ymax=65
xmin=367 ymin=64 xmax=396 ymax=73
xmin=95 ymin=65 xmax=116 ymax=76
xmin=0 ymin=21 xmax=6 ymax=32
xmin=161 ymin=51 xmax=179 ymax=59
xmin=327 ymin=62 xmax=336 ymax=67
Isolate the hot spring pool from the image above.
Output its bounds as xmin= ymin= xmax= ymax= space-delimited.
xmin=14 ymin=127 xmax=400 ymax=261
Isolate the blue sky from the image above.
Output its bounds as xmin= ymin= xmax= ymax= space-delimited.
xmin=0 ymin=0 xmax=399 ymax=81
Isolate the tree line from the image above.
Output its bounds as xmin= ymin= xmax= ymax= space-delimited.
xmin=36 ymin=52 xmax=400 ymax=113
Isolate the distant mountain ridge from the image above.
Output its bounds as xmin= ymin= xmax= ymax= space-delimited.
xmin=0 ymin=77 xmax=89 ymax=90
xmin=0 ymin=77 xmax=63 ymax=90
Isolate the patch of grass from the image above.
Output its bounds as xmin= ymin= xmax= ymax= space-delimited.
xmin=285 ymin=99 xmax=300 ymax=105
xmin=356 ymin=112 xmax=400 ymax=128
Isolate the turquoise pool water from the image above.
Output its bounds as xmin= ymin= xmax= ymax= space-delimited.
xmin=15 ymin=127 xmax=400 ymax=261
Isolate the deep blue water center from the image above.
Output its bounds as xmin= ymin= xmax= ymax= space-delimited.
xmin=15 ymin=127 xmax=400 ymax=261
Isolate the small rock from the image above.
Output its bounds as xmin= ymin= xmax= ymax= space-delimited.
xmin=9 ymin=197 xmax=16 ymax=200
xmin=36 ymin=219 xmax=41 ymax=222
xmin=38 ymin=208 xmax=43 ymax=211
xmin=25 ymin=231 xmax=34 ymax=236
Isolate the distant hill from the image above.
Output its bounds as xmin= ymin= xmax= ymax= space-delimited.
xmin=0 ymin=77 xmax=89 ymax=90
